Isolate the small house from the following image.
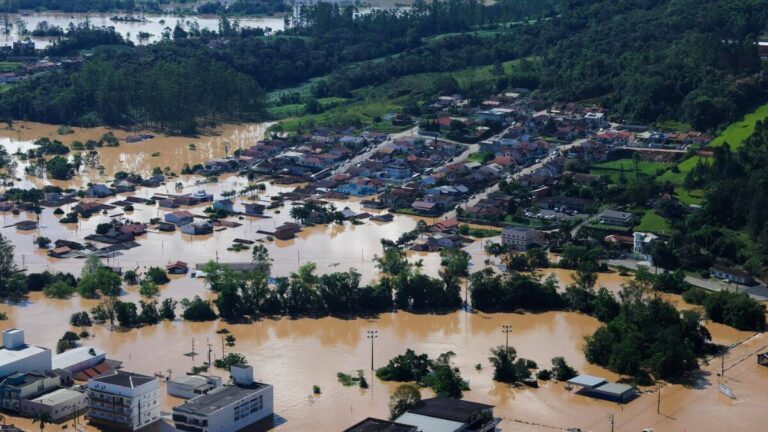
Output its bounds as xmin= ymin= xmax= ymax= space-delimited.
xmin=212 ymin=199 xmax=234 ymax=213
xmin=711 ymin=264 xmax=754 ymax=285
xmin=180 ymin=221 xmax=213 ymax=236
xmin=165 ymin=211 xmax=194 ymax=226
xmin=166 ymin=261 xmax=189 ymax=275
xmin=243 ymin=203 xmax=265 ymax=216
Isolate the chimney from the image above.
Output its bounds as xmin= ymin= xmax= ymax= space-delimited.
xmin=3 ymin=329 xmax=25 ymax=350
xmin=230 ymin=364 xmax=253 ymax=386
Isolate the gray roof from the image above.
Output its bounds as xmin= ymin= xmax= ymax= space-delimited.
xmin=601 ymin=210 xmax=633 ymax=219
xmin=173 ymin=383 xmax=268 ymax=416
xmin=567 ymin=374 xmax=607 ymax=388
xmin=395 ymin=413 xmax=464 ymax=432
xmin=90 ymin=370 xmax=155 ymax=388
xmin=594 ymin=382 xmax=635 ymax=396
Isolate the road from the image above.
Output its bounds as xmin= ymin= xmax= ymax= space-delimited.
xmin=607 ymin=259 xmax=768 ymax=300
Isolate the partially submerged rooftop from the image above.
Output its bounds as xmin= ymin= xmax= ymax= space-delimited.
xmin=344 ymin=418 xmax=418 ymax=432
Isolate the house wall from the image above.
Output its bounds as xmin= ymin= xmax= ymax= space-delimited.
xmin=87 ymin=379 xmax=160 ymax=431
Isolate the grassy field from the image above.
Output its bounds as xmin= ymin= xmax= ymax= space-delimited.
xmin=635 ymin=210 xmax=672 ymax=234
xmin=590 ymin=158 xmax=670 ymax=182
xmin=656 ymin=155 xmax=705 ymax=185
xmin=674 ymin=188 xmax=705 ymax=206
xmin=708 ymin=102 xmax=768 ymax=149
xmin=275 ymin=100 xmax=399 ymax=132
xmin=0 ymin=62 xmax=20 ymax=73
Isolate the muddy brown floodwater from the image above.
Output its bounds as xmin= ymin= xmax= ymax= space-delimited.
xmin=1 ymin=124 xmax=768 ymax=432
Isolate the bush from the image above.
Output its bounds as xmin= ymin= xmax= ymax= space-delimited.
xmin=181 ymin=296 xmax=217 ymax=321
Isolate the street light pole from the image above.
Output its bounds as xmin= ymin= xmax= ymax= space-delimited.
xmin=502 ymin=325 xmax=512 ymax=350
xmin=606 ymin=413 xmax=614 ymax=432
xmin=367 ymin=330 xmax=378 ymax=370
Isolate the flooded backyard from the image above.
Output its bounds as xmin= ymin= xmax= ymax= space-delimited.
xmin=0 ymin=123 xmax=767 ymax=432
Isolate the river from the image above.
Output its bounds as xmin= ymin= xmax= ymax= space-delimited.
xmin=1 ymin=123 xmax=767 ymax=431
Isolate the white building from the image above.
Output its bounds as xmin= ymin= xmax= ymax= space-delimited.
xmin=87 ymin=370 xmax=160 ymax=431
xmin=167 ymin=374 xmax=223 ymax=399
xmin=22 ymin=388 xmax=86 ymax=421
xmin=52 ymin=347 xmax=106 ymax=374
xmin=172 ymin=365 xmax=273 ymax=432
xmin=633 ymin=232 xmax=658 ymax=261
xmin=0 ymin=329 xmax=52 ymax=378
xmin=501 ymin=227 xmax=538 ymax=251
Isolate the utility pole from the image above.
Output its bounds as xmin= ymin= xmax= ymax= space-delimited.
xmin=657 ymin=384 xmax=661 ymax=414
xmin=367 ymin=330 xmax=378 ymax=370
xmin=606 ymin=413 xmax=614 ymax=432
xmin=502 ymin=325 xmax=512 ymax=350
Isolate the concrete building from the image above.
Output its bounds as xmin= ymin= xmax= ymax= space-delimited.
xmin=52 ymin=347 xmax=106 ymax=374
xmin=22 ymin=388 xmax=86 ymax=421
xmin=501 ymin=227 xmax=538 ymax=251
xmin=167 ymin=375 xmax=223 ymax=400
xmin=633 ymin=232 xmax=658 ymax=261
xmin=394 ymin=398 xmax=498 ymax=432
xmin=0 ymin=329 xmax=53 ymax=379
xmin=87 ymin=370 xmax=161 ymax=431
xmin=172 ymin=365 xmax=273 ymax=432
xmin=598 ymin=210 xmax=636 ymax=227
xmin=0 ymin=371 xmax=61 ymax=412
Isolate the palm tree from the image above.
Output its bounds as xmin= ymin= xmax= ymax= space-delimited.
xmin=32 ymin=411 xmax=51 ymax=432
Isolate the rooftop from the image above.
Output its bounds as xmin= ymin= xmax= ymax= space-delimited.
xmin=90 ymin=370 xmax=155 ymax=388
xmin=407 ymin=397 xmax=493 ymax=423
xmin=567 ymin=375 xmax=608 ymax=389
xmin=28 ymin=388 xmax=83 ymax=405
xmin=52 ymin=346 xmax=105 ymax=370
xmin=593 ymin=382 xmax=635 ymax=396
xmin=0 ymin=344 xmax=49 ymax=367
xmin=344 ymin=418 xmax=418 ymax=432
xmin=173 ymin=383 xmax=269 ymax=416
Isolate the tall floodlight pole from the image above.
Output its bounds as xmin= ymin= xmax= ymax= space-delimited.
xmin=502 ymin=325 xmax=512 ymax=350
xmin=367 ymin=330 xmax=379 ymax=370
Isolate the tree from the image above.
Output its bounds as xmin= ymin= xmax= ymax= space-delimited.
xmin=139 ymin=301 xmax=161 ymax=325
xmin=550 ymin=357 xmax=577 ymax=381
xmin=145 ymin=266 xmax=170 ymax=284
xmin=160 ymin=298 xmax=177 ymax=320
xmin=114 ymin=301 xmax=139 ymax=328
xmin=488 ymin=345 xmax=531 ymax=383
xmin=426 ymin=352 xmax=467 ymax=398
xmin=182 ymin=296 xmax=217 ymax=321
xmin=376 ymin=349 xmax=431 ymax=382
xmin=251 ymin=244 xmax=272 ymax=277
xmin=70 ymin=311 xmax=92 ymax=327
xmin=80 ymin=255 xmax=102 ymax=278
xmin=0 ymin=233 xmax=28 ymax=299
xmin=139 ymin=280 xmax=159 ymax=298
xmin=213 ymin=352 xmax=247 ymax=370
xmin=389 ymin=384 xmax=421 ymax=420
xmin=43 ymin=280 xmax=75 ymax=298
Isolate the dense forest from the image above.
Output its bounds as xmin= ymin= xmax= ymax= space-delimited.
xmin=0 ymin=0 xmax=766 ymax=131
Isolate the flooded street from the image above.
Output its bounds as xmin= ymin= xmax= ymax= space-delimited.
xmin=1 ymin=123 xmax=768 ymax=432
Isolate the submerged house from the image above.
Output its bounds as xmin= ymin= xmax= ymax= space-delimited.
xmin=181 ymin=221 xmax=213 ymax=236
